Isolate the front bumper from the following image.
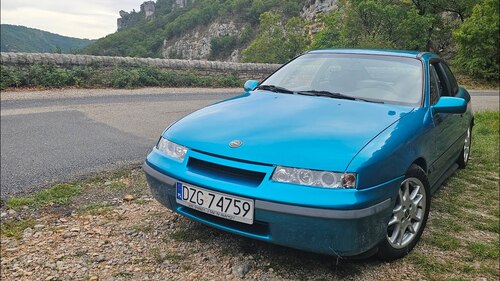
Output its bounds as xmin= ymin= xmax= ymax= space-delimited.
xmin=143 ymin=160 xmax=397 ymax=256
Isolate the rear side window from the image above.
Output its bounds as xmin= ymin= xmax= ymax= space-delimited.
xmin=440 ymin=63 xmax=459 ymax=95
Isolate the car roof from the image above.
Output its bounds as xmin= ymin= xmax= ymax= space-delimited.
xmin=307 ymin=49 xmax=430 ymax=59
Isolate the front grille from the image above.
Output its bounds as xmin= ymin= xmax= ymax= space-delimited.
xmin=187 ymin=157 xmax=266 ymax=186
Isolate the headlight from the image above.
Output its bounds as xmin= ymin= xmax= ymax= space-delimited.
xmin=271 ymin=166 xmax=356 ymax=189
xmin=156 ymin=137 xmax=187 ymax=162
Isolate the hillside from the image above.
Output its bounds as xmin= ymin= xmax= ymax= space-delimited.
xmin=82 ymin=0 xmax=311 ymax=60
xmin=84 ymin=0 xmax=498 ymax=80
xmin=1 ymin=24 xmax=95 ymax=53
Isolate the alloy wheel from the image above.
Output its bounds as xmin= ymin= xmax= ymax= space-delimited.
xmin=463 ymin=127 xmax=471 ymax=163
xmin=387 ymin=177 xmax=427 ymax=249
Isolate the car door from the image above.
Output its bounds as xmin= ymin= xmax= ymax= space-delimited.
xmin=428 ymin=63 xmax=459 ymax=184
xmin=437 ymin=61 xmax=470 ymax=139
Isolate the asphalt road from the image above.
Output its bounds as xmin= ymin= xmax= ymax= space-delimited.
xmin=1 ymin=88 xmax=498 ymax=199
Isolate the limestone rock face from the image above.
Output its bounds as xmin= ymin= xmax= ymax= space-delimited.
xmin=162 ymin=21 xmax=242 ymax=61
xmin=117 ymin=1 xmax=156 ymax=31
xmin=301 ymin=0 xmax=338 ymax=21
xmin=173 ymin=0 xmax=196 ymax=9
xmin=115 ymin=1 xmax=339 ymax=61
xmin=141 ymin=1 xmax=156 ymax=19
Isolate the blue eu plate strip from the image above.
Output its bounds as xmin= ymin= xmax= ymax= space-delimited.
xmin=176 ymin=182 xmax=183 ymax=200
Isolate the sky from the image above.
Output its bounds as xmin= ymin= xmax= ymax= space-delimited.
xmin=1 ymin=0 xmax=146 ymax=39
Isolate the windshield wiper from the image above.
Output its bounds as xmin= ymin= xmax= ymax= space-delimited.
xmin=298 ymin=90 xmax=385 ymax=104
xmin=297 ymin=90 xmax=356 ymax=100
xmin=257 ymin=87 xmax=385 ymax=103
xmin=256 ymin=85 xmax=295 ymax=94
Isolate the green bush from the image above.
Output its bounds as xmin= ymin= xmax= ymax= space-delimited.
xmin=0 ymin=64 xmax=243 ymax=90
xmin=210 ymin=35 xmax=238 ymax=59
xmin=0 ymin=65 xmax=24 ymax=89
xmin=453 ymin=0 xmax=499 ymax=80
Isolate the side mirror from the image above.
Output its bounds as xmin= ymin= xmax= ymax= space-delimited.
xmin=243 ymin=80 xmax=259 ymax=92
xmin=432 ymin=97 xmax=467 ymax=114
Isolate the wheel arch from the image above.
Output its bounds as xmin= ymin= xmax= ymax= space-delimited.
xmin=411 ymin=157 xmax=428 ymax=174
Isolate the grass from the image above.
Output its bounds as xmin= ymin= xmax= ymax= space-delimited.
xmin=423 ymin=232 xmax=461 ymax=251
xmin=3 ymin=168 xmax=143 ymax=211
xmin=410 ymin=111 xmax=499 ymax=280
xmin=6 ymin=183 xmax=82 ymax=210
xmin=467 ymin=241 xmax=499 ymax=259
xmin=0 ymin=219 xmax=36 ymax=239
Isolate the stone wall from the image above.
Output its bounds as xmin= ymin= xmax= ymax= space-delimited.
xmin=0 ymin=52 xmax=281 ymax=80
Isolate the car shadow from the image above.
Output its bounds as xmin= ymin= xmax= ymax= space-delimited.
xmin=168 ymin=217 xmax=383 ymax=279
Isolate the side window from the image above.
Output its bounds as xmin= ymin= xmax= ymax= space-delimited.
xmin=429 ymin=65 xmax=441 ymax=105
xmin=440 ymin=63 xmax=459 ymax=95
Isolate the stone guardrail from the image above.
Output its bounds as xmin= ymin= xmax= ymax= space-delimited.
xmin=0 ymin=52 xmax=281 ymax=80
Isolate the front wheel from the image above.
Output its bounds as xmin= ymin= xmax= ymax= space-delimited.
xmin=457 ymin=126 xmax=472 ymax=169
xmin=377 ymin=164 xmax=430 ymax=261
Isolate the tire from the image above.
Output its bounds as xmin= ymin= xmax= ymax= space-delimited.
xmin=377 ymin=164 xmax=431 ymax=261
xmin=457 ymin=126 xmax=472 ymax=169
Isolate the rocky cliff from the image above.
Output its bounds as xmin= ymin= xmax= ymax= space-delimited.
xmin=301 ymin=0 xmax=338 ymax=21
xmin=160 ymin=0 xmax=337 ymax=61
xmin=90 ymin=0 xmax=338 ymax=61
xmin=117 ymin=1 xmax=156 ymax=31
xmin=163 ymin=20 xmax=243 ymax=61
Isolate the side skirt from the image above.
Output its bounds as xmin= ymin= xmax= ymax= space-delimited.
xmin=430 ymin=163 xmax=459 ymax=194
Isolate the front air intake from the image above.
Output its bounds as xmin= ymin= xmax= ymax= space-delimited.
xmin=187 ymin=157 xmax=266 ymax=187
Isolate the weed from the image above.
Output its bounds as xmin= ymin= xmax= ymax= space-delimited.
xmin=131 ymin=223 xmax=153 ymax=233
xmin=0 ymin=219 xmax=36 ymax=239
xmin=76 ymin=202 xmax=113 ymax=216
xmin=150 ymin=247 xmax=186 ymax=264
xmin=108 ymin=182 xmax=126 ymax=190
xmin=134 ymin=199 xmax=150 ymax=205
xmin=5 ymin=197 xmax=36 ymax=209
xmin=6 ymin=183 xmax=81 ymax=210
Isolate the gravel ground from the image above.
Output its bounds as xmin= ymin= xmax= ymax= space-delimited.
xmin=0 ymin=168 xmax=424 ymax=281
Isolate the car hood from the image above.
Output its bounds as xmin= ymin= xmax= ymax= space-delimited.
xmin=163 ymin=91 xmax=414 ymax=172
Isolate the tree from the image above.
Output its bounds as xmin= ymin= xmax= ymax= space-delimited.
xmin=242 ymin=12 xmax=308 ymax=63
xmin=453 ymin=0 xmax=499 ymax=80
xmin=311 ymin=0 xmax=434 ymax=51
xmin=434 ymin=0 xmax=481 ymax=22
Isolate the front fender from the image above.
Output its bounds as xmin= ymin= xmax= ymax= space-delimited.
xmin=347 ymin=108 xmax=430 ymax=189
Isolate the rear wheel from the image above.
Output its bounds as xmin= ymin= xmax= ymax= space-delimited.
xmin=457 ymin=126 xmax=472 ymax=169
xmin=377 ymin=164 xmax=430 ymax=261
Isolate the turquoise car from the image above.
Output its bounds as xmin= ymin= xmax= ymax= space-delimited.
xmin=143 ymin=49 xmax=473 ymax=260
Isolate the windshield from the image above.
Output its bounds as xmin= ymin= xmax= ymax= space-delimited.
xmin=261 ymin=53 xmax=423 ymax=106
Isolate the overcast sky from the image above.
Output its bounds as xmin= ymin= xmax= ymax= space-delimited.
xmin=1 ymin=0 xmax=146 ymax=39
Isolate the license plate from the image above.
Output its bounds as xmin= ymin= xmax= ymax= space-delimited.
xmin=176 ymin=182 xmax=254 ymax=224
